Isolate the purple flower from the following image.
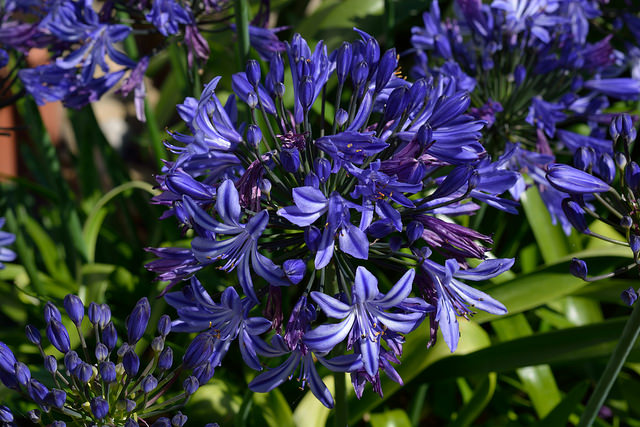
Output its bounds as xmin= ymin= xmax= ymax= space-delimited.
xmin=186 ymin=180 xmax=288 ymax=302
xmin=166 ymin=278 xmax=272 ymax=371
xmin=0 ymin=218 xmax=16 ymax=269
xmin=547 ymin=163 xmax=611 ymax=194
xmin=304 ymin=267 xmax=425 ymax=376
xmin=417 ymin=257 xmax=511 ymax=352
xmin=277 ymin=188 xmax=369 ymax=268
xmin=145 ymin=0 xmax=191 ymax=37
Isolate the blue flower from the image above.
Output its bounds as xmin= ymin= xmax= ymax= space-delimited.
xmin=166 ymin=277 xmax=272 ymax=371
xmin=145 ymin=0 xmax=192 ymax=37
xmin=304 ymin=267 xmax=425 ymax=376
xmin=417 ymin=256 xmax=511 ymax=352
xmin=187 ymin=179 xmax=288 ymax=302
xmin=0 ymin=218 xmax=16 ymax=269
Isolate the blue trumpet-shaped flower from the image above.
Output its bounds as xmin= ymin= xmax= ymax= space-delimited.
xmin=417 ymin=256 xmax=512 ymax=352
xmin=187 ymin=179 xmax=288 ymax=302
xmin=304 ymin=267 xmax=426 ymax=376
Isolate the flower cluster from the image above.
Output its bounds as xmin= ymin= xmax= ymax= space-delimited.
xmin=546 ymin=114 xmax=640 ymax=292
xmin=1 ymin=0 xmax=285 ymax=120
xmin=0 ymin=294 xmax=213 ymax=426
xmin=410 ymin=0 xmax=640 ymax=234
xmin=147 ymin=29 xmax=516 ymax=406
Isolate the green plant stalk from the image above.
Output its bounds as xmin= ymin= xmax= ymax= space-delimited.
xmin=234 ymin=0 xmax=250 ymax=70
xmin=334 ymin=371 xmax=347 ymax=427
xmin=578 ymin=300 xmax=640 ymax=427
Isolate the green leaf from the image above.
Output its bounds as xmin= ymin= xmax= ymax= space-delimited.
xmin=370 ymin=409 xmax=412 ymax=427
xmin=448 ymin=373 xmax=497 ymax=427
xmin=252 ymin=388 xmax=295 ymax=427
xmin=520 ymin=185 xmax=571 ymax=263
xmin=535 ymin=382 xmax=589 ymax=427
xmin=419 ymin=317 xmax=637 ymax=382
xmin=293 ymin=374 xmax=335 ymax=427
xmin=474 ymin=249 xmax=632 ymax=324
xmin=492 ymin=315 xmax=561 ymax=417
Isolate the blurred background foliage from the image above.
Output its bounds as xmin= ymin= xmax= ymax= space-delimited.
xmin=1 ymin=0 xmax=640 ymax=425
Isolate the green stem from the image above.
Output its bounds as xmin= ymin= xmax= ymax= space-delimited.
xmin=333 ymin=371 xmax=347 ymax=427
xmin=234 ymin=0 xmax=250 ymax=70
xmin=578 ymin=300 xmax=640 ymax=427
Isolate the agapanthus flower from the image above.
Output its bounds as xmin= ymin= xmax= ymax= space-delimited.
xmin=149 ymin=29 xmax=515 ymax=405
xmin=0 ymin=218 xmax=16 ymax=269
xmin=0 ymin=294 xmax=209 ymax=425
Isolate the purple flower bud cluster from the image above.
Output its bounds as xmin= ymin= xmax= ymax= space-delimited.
xmin=549 ymin=114 xmax=640 ymax=296
xmin=410 ymin=0 xmax=640 ymax=236
xmin=0 ymin=218 xmax=16 ymax=270
xmin=148 ymin=29 xmax=517 ymax=407
xmin=0 ymin=294 xmax=214 ymax=425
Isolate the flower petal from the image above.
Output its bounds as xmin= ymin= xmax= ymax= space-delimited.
xmin=215 ymin=180 xmax=242 ymax=225
xmin=375 ymin=269 xmax=415 ymax=307
xmin=353 ymin=266 xmax=379 ymax=303
xmin=303 ymin=315 xmax=355 ymax=353
xmin=310 ymin=291 xmax=352 ymax=319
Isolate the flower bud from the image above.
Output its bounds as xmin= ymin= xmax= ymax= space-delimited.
xmin=95 ymin=343 xmax=109 ymax=362
xmin=283 ymin=259 xmax=306 ymax=285
xmin=63 ymin=295 xmax=84 ymax=326
xmin=407 ymin=221 xmax=424 ymax=244
xmin=88 ymin=302 xmax=102 ymax=326
xmin=27 ymin=378 xmax=49 ymax=405
xmin=304 ymin=226 xmax=321 ymax=253
xmin=172 ymin=412 xmax=188 ymax=427
xmin=621 ymin=287 xmax=638 ymax=306
xmin=14 ymin=361 xmax=30 ymax=386
xmin=44 ymin=302 xmax=61 ymax=323
xmin=126 ymin=298 xmax=150 ymax=345
xmin=247 ymin=124 xmax=262 ymax=147
xmin=274 ymin=82 xmax=285 ymax=98
xmin=141 ymin=375 xmax=158 ymax=394
xmin=245 ymin=60 xmax=261 ymax=87
xmin=45 ymin=388 xmax=66 ymax=409
xmin=100 ymin=304 xmax=111 ymax=327
xmin=125 ymin=419 xmax=138 ymax=427
xmin=615 ymin=152 xmax=627 ymax=170
xmin=416 ymin=124 xmax=433 ymax=148
xmin=574 ymin=147 xmax=595 ymax=171
xmin=90 ymin=397 xmax=109 ymax=420
xmin=299 ymin=76 xmax=314 ymax=112
xmin=336 ymin=42 xmax=352 ymax=84
xmin=158 ymin=347 xmax=173 ymax=371
xmin=304 ymin=172 xmax=319 ymax=188
xmin=183 ymin=333 xmax=216 ymax=369
xmin=152 ymin=418 xmax=171 ymax=427
xmin=46 ymin=320 xmax=71 ymax=353
xmin=625 ymin=161 xmax=640 ymax=194
xmin=314 ymin=158 xmax=331 ymax=183
xmin=247 ymin=91 xmax=258 ymax=108
xmin=514 ymin=64 xmax=526 ymax=87
xmin=352 ymin=60 xmax=369 ymax=87
xmin=0 ymin=405 xmax=13 ymax=422
xmin=75 ymin=362 xmax=93 ymax=383
xmin=123 ymin=349 xmax=140 ymax=377
xmin=621 ymin=216 xmax=633 ymax=228
xmin=102 ymin=322 xmax=117 ymax=351
xmin=280 ymin=148 xmax=300 ymax=173
xmin=597 ymin=153 xmax=616 ymax=183
xmin=45 ymin=355 xmax=57 ymax=374
xmin=183 ymin=375 xmax=200 ymax=396
xmin=335 ymin=108 xmax=349 ymax=128
xmin=99 ymin=361 xmax=116 ymax=383
xmin=193 ymin=361 xmax=215 ymax=385
xmin=52 ymin=422 xmax=66 ymax=427
xmin=375 ymin=48 xmax=397 ymax=91
xmin=0 ymin=342 xmax=16 ymax=374
xmin=25 ymin=325 xmax=41 ymax=345
xmin=27 ymin=409 xmax=40 ymax=423
xmin=630 ymin=234 xmax=640 ymax=254
xmin=382 ymin=86 xmax=409 ymax=123
xmin=152 ymin=336 xmax=165 ymax=353
xmin=570 ymin=258 xmax=588 ymax=280
xmin=562 ymin=199 xmax=590 ymax=233
xmin=64 ymin=351 xmax=80 ymax=372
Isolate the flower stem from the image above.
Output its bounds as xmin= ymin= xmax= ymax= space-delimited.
xmin=334 ymin=371 xmax=348 ymax=427
xmin=234 ymin=0 xmax=250 ymax=70
xmin=578 ymin=300 xmax=640 ymax=427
